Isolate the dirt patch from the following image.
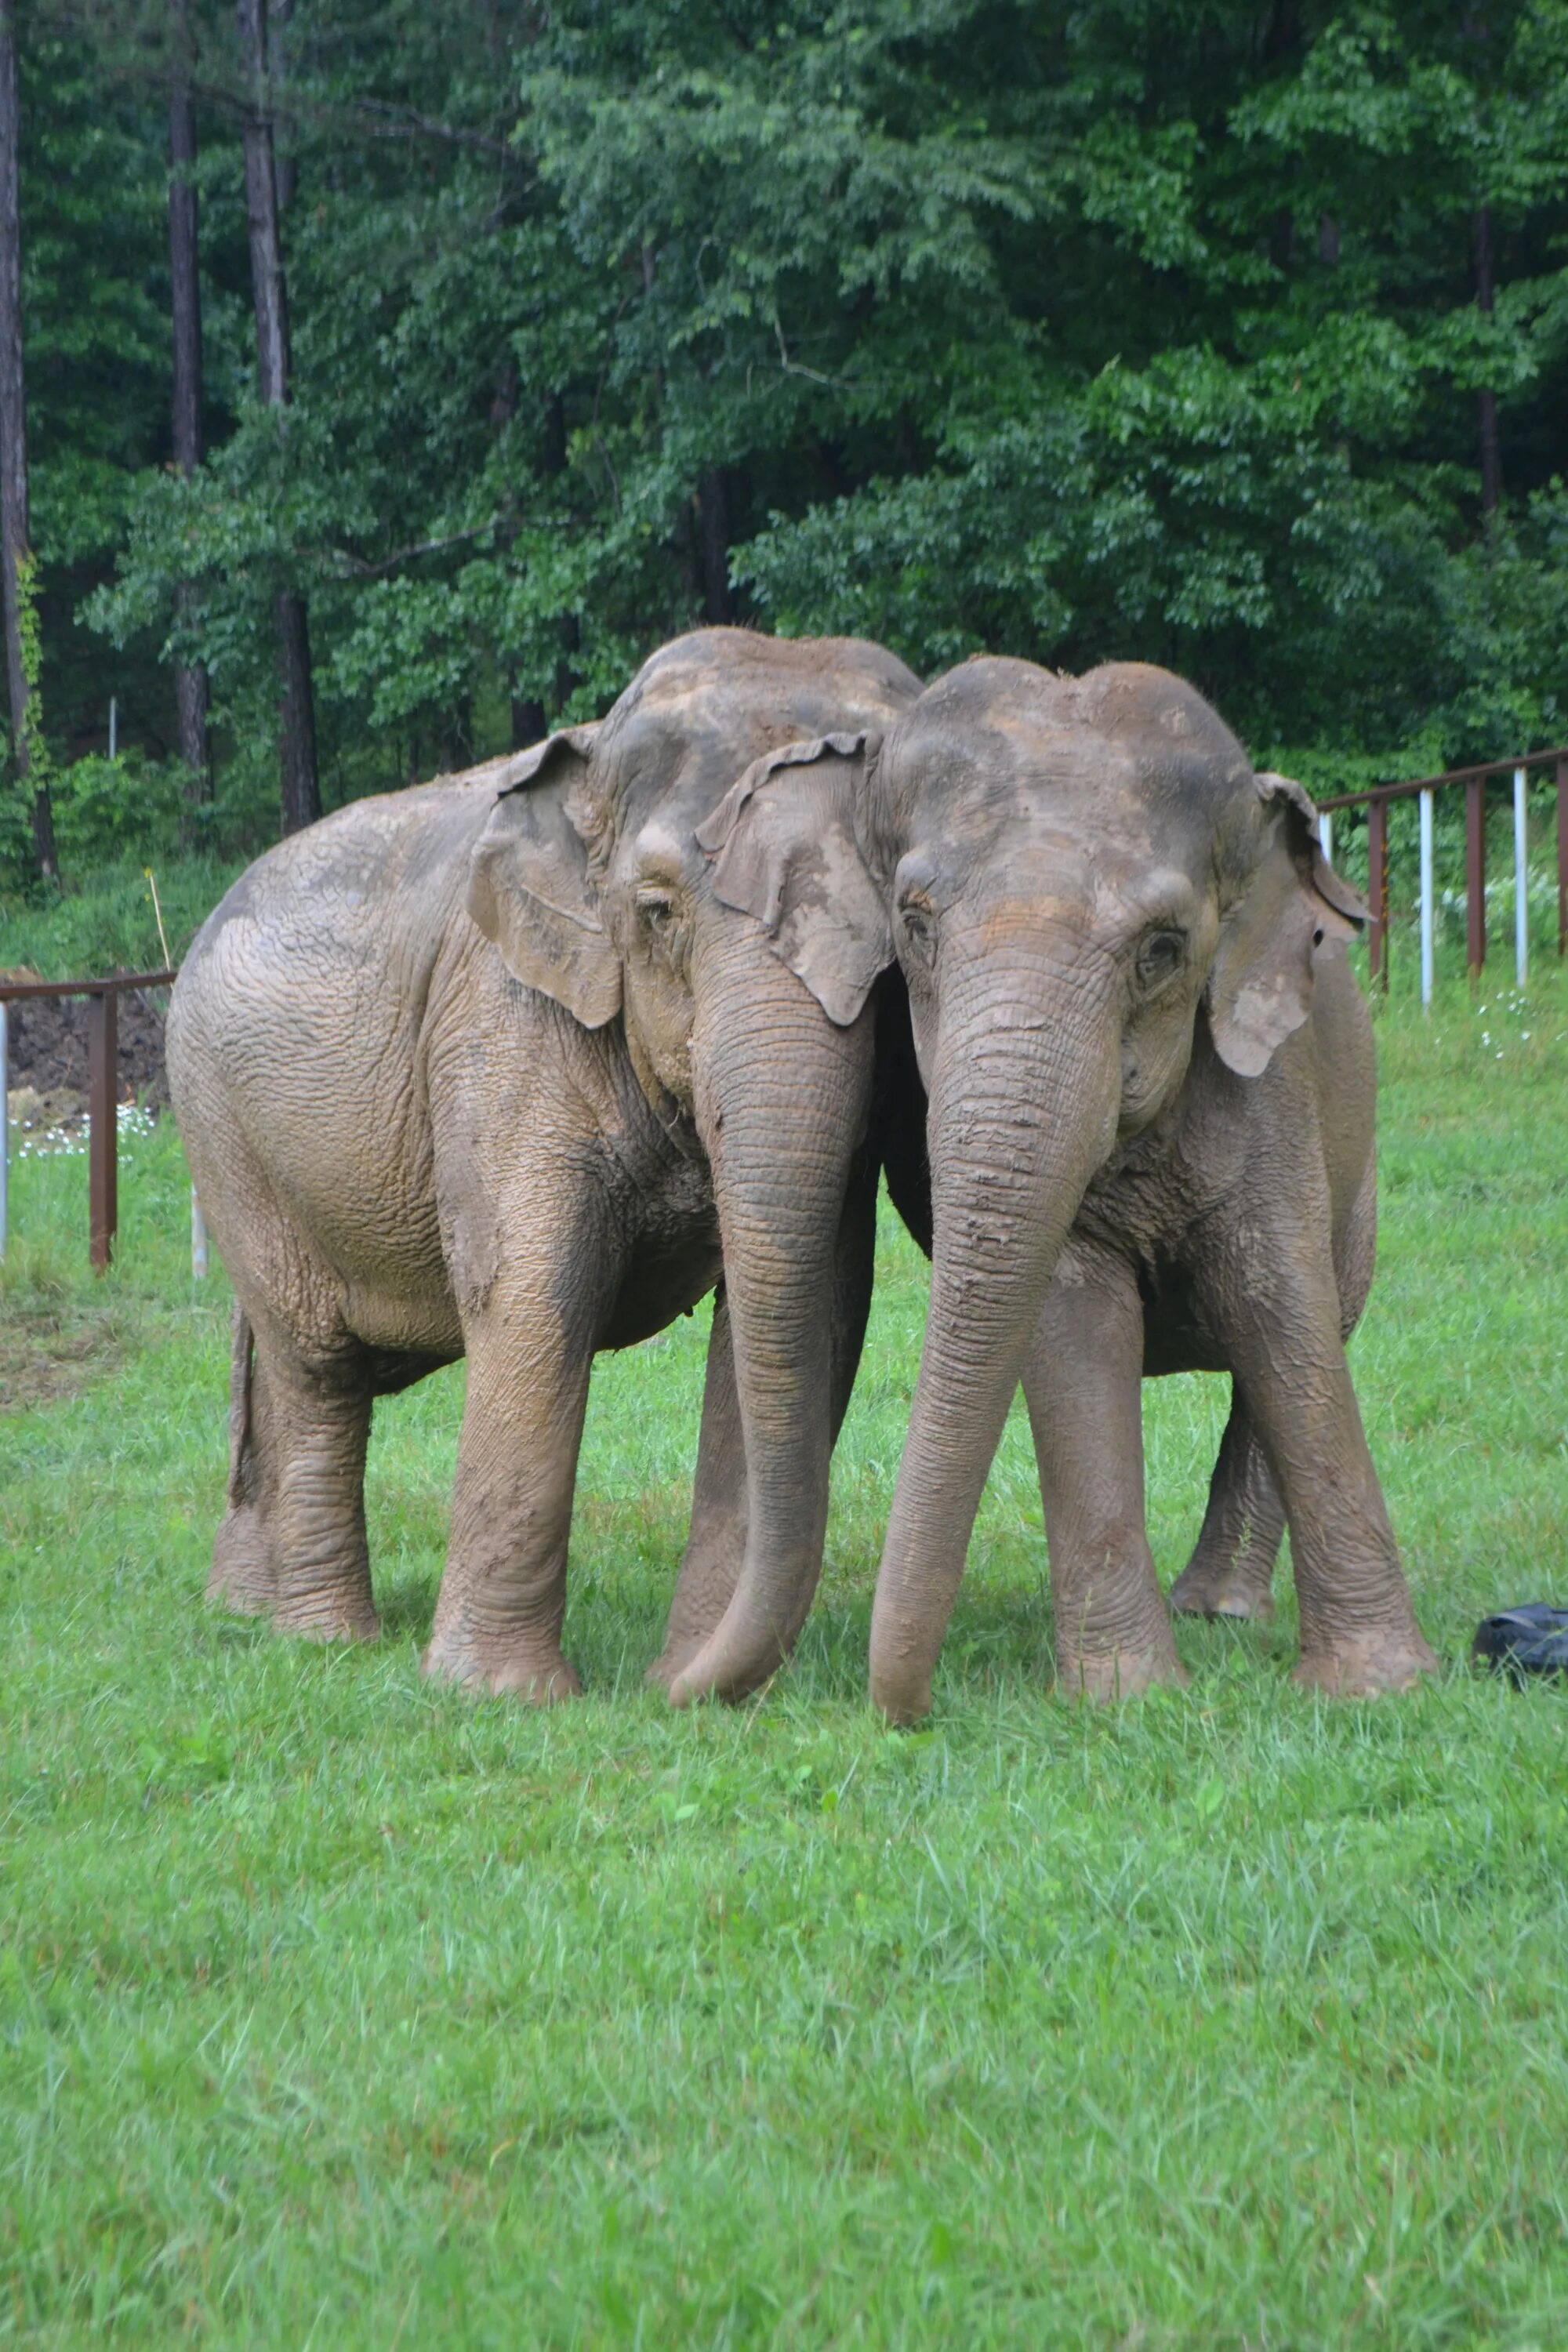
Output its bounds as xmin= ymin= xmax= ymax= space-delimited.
xmin=0 ymin=1310 xmax=122 ymax=1417
xmin=0 ymin=969 xmax=169 ymax=1116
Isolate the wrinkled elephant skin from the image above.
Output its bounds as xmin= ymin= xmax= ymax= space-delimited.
xmin=169 ymin=630 xmax=920 ymax=1704
xmin=709 ymin=657 xmax=1436 ymax=1715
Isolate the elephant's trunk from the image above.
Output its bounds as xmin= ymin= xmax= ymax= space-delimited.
xmin=668 ymin=942 xmax=875 ymax=1706
xmin=869 ymin=949 xmax=1120 ymax=1722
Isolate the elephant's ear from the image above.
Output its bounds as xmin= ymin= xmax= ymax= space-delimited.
xmin=696 ymin=732 xmax=893 ymax=1027
xmin=466 ymin=724 xmax=622 ymax=1029
xmin=1206 ymin=771 xmax=1368 ymax=1079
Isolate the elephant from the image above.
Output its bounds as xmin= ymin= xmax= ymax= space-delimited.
xmin=166 ymin=627 xmax=920 ymax=1704
xmin=695 ymin=655 xmax=1439 ymax=1719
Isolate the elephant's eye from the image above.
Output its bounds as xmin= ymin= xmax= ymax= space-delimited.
xmin=637 ymin=886 xmax=676 ymax=933
xmin=1135 ymin=928 xmax=1186 ymax=994
xmin=898 ymin=895 xmax=938 ymax=967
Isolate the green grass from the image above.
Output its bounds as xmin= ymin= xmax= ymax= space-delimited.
xmin=2 ymin=975 xmax=1567 ymax=2347
xmin=1 ymin=856 xmax=245 ymax=982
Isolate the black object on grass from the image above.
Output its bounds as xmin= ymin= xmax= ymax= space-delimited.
xmin=1472 ymin=1606 xmax=1568 ymax=1684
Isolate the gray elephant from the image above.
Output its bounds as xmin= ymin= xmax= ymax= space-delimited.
xmin=167 ymin=629 xmax=920 ymax=1704
xmin=690 ymin=656 xmax=1437 ymax=1718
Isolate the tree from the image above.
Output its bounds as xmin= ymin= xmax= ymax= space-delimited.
xmin=169 ymin=0 xmax=210 ymax=810
xmin=0 ymin=0 xmax=54 ymax=879
xmin=237 ymin=0 xmax=318 ymax=834
xmin=45 ymin=0 xmax=1567 ymax=889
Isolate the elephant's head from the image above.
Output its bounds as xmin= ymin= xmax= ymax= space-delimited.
xmin=705 ymin=656 xmax=1365 ymax=1719
xmin=465 ymin=628 xmax=921 ymax=1702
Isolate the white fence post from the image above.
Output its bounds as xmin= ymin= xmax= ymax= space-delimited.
xmin=0 ymin=999 xmax=9 ymax=1262
xmin=1319 ymin=812 xmax=1333 ymax=873
xmin=1419 ymin=788 xmax=1436 ymax=1007
xmin=1514 ymin=764 xmax=1529 ymax=988
xmin=191 ymin=1188 xmax=209 ymax=1279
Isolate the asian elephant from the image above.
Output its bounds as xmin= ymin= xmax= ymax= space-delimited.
xmin=166 ymin=628 xmax=920 ymax=1704
xmin=698 ymin=656 xmax=1438 ymax=1719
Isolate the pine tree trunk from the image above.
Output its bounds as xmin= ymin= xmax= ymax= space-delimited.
xmin=169 ymin=0 xmax=210 ymax=810
xmin=237 ymin=0 xmax=319 ymax=833
xmin=0 ymin=1 xmax=54 ymax=879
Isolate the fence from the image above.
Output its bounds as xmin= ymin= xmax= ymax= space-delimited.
xmin=1316 ymin=748 xmax=1568 ymax=1003
xmin=0 ymin=968 xmax=192 ymax=1272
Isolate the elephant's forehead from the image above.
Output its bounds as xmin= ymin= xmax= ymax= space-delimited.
xmin=902 ymin=656 xmax=1250 ymax=800
xmin=598 ymin=669 xmax=907 ymax=838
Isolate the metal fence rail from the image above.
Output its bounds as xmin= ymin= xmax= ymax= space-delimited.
xmin=1316 ymin=747 xmax=1568 ymax=1002
xmin=0 ymin=968 xmax=178 ymax=1270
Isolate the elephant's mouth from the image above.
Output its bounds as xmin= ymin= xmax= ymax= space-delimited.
xmin=625 ymin=1027 xmax=706 ymax=1163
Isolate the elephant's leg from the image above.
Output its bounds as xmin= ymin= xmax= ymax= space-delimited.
xmin=262 ymin=1342 xmax=379 ymax=1644
xmin=1192 ymin=1213 xmax=1435 ymax=1695
xmin=423 ymin=1298 xmax=592 ymax=1704
xmin=1169 ymin=1396 xmax=1283 ymax=1622
xmin=209 ymin=1305 xmax=280 ymax=1617
xmin=650 ymin=1153 xmax=879 ymax=1685
xmin=210 ymin=1305 xmax=377 ymax=1642
xmin=1171 ymin=1150 xmax=1377 ymax=1624
xmin=648 ymin=1289 xmax=748 ymax=1687
xmin=1023 ymin=1248 xmax=1186 ymax=1702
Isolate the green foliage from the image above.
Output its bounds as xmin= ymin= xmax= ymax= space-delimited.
xmin=3 ymin=981 xmax=1568 ymax=2339
xmin=47 ymin=750 xmax=190 ymax=868
xmin=7 ymin=0 xmax=1568 ymax=877
xmin=0 ymin=850 xmax=241 ymax=978
xmin=12 ymin=551 xmax=53 ymax=797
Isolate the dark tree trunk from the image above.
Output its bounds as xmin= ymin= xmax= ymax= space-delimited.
xmin=497 ymin=373 xmax=575 ymax=745
xmin=169 ymin=0 xmax=210 ymax=808
xmin=1317 ymin=212 xmax=1340 ymax=266
xmin=698 ymin=467 xmax=732 ymax=625
xmin=238 ymin=0 xmax=319 ymax=832
xmin=274 ymin=586 xmax=319 ymax=834
xmin=0 ymin=2 xmax=54 ymax=879
xmin=1472 ymin=205 xmax=1501 ymax=520
xmin=270 ymin=0 xmax=296 ymax=214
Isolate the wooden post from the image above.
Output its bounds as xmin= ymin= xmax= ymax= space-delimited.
xmin=1367 ymin=795 xmax=1389 ymax=989
xmin=1557 ymin=757 xmax=1567 ymax=960
xmin=1465 ymin=775 xmax=1487 ymax=979
xmin=87 ymin=989 xmax=118 ymax=1271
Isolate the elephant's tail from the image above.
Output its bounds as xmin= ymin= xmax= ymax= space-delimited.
xmin=227 ymin=1303 xmax=256 ymax=1509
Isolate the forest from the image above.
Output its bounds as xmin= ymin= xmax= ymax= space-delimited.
xmin=2 ymin=0 xmax=1566 ymax=903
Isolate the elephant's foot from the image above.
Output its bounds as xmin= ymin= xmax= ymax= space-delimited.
xmin=869 ymin=1664 xmax=933 ymax=1728
xmin=422 ymin=1629 xmax=583 ymax=1704
xmin=1055 ymin=1639 xmax=1190 ymax=1704
xmin=207 ymin=1512 xmax=278 ymax=1618
xmin=1293 ymin=1627 xmax=1439 ymax=1697
xmin=1170 ymin=1551 xmax=1276 ymax=1624
xmin=272 ymin=1585 xmax=382 ymax=1645
xmin=644 ymin=1638 xmax=698 ymax=1693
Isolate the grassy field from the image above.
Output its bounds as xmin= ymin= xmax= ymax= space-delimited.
xmin=2 ymin=971 xmax=1566 ymax=2347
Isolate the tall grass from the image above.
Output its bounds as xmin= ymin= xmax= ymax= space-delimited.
xmin=2 ymin=975 xmax=1566 ymax=2346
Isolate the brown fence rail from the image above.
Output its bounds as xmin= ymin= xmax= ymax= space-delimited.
xmin=0 ymin=969 xmax=177 ymax=1270
xmin=1315 ymin=748 xmax=1568 ymax=993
